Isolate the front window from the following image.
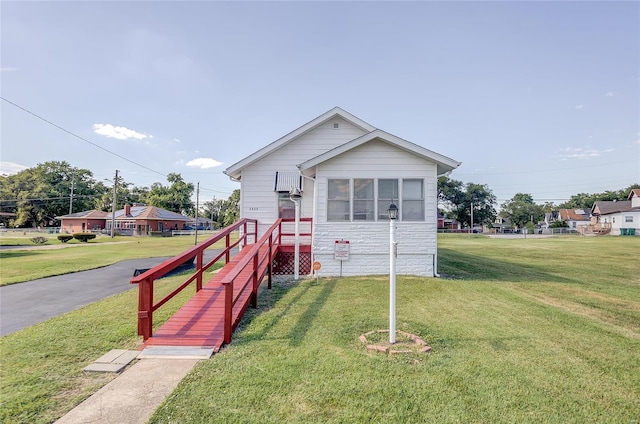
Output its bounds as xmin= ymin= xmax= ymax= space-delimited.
xmin=328 ymin=178 xmax=426 ymax=221
xmin=625 ymin=216 xmax=633 ymax=223
xmin=402 ymin=179 xmax=424 ymax=221
xmin=278 ymin=192 xmax=295 ymax=219
xmin=327 ymin=179 xmax=350 ymax=221
xmin=378 ymin=179 xmax=399 ymax=220
xmin=353 ymin=179 xmax=374 ymax=221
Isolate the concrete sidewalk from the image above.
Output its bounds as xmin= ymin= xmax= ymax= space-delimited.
xmin=54 ymin=358 xmax=200 ymax=424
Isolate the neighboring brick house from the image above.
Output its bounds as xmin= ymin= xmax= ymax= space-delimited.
xmin=223 ymin=107 xmax=461 ymax=277
xmin=57 ymin=204 xmax=191 ymax=235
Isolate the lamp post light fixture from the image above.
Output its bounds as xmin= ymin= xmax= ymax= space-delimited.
xmin=387 ymin=202 xmax=398 ymax=344
xmin=289 ymin=187 xmax=302 ymax=280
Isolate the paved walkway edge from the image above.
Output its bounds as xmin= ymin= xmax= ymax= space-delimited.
xmin=54 ymin=358 xmax=199 ymax=424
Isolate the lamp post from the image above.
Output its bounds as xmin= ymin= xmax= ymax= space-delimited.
xmin=387 ymin=202 xmax=398 ymax=344
xmin=290 ymin=187 xmax=302 ymax=280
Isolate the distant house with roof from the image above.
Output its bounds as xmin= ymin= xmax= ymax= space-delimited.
xmin=56 ymin=204 xmax=192 ymax=235
xmin=545 ymin=208 xmax=590 ymax=230
xmin=586 ymin=189 xmax=640 ymax=235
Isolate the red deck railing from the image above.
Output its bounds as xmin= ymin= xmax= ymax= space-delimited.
xmin=220 ymin=219 xmax=284 ymax=343
xmin=130 ymin=218 xmax=257 ymax=341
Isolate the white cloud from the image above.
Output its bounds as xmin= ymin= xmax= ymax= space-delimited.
xmin=575 ymin=104 xmax=584 ymax=109
xmin=93 ymin=123 xmax=149 ymax=140
xmin=173 ymin=138 xmax=182 ymax=143
xmin=0 ymin=67 xmax=18 ymax=72
xmin=185 ymin=158 xmax=223 ymax=169
xmin=0 ymin=161 xmax=28 ymax=175
xmin=605 ymin=91 xmax=614 ymax=97
xmin=556 ymin=147 xmax=615 ymax=160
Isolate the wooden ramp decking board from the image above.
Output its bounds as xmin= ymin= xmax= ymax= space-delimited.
xmin=143 ymin=245 xmax=272 ymax=351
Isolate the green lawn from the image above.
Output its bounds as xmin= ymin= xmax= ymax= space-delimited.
xmin=149 ymin=235 xmax=639 ymax=423
xmin=1 ymin=235 xmax=638 ymax=423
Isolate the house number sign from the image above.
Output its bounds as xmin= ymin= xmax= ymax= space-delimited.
xmin=334 ymin=240 xmax=350 ymax=261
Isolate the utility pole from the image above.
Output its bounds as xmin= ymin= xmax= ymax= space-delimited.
xmin=69 ymin=177 xmax=75 ymax=214
xmin=111 ymin=170 xmax=119 ymax=238
xmin=470 ymin=202 xmax=474 ymax=236
xmin=211 ymin=196 xmax=216 ymax=229
xmin=194 ymin=182 xmax=200 ymax=245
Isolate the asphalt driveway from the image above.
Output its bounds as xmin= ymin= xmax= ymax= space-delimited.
xmin=0 ymin=250 xmax=225 ymax=336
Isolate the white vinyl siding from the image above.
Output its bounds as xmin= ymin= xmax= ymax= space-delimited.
xmin=238 ymin=117 xmax=368 ymax=235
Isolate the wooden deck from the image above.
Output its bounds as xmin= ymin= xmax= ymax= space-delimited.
xmin=143 ymin=245 xmax=272 ymax=352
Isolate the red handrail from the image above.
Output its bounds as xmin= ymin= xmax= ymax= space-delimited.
xmin=130 ymin=218 xmax=257 ymax=340
xmin=221 ymin=219 xmax=283 ymax=343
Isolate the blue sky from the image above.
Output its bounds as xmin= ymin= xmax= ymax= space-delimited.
xmin=2 ymin=1 xmax=638 ymax=205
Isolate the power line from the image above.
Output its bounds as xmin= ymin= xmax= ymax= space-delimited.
xmin=1 ymin=96 xmax=168 ymax=178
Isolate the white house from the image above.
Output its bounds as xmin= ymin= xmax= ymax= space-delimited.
xmin=590 ymin=189 xmax=640 ymax=236
xmin=224 ymin=107 xmax=461 ymax=277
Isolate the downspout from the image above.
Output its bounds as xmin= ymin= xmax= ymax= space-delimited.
xmin=298 ymin=168 xmax=316 ymax=277
xmin=434 ymin=170 xmax=452 ymax=278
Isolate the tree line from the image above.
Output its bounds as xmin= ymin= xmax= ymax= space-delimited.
xmin=0 ymin=160 xmax=636 ymax=230
xmin=0 ymin=161 xmax=239 ymax=228
xmin=437 ymin=176 xmax=639 ymax=229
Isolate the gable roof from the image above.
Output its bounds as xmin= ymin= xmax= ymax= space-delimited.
xmin=224 ymin=107 xmax=376 ymax=180
xmin=558 ymin=209 xmax=589 ymax=221
xmin=56 ymin=210 xmax=108 ymax=220
xmin=592 ymin=200 xmax=632 ymax=215
xmin=629 ymin=189 xmax=640 ymax=200
xmin=298 ymin=129 xmax=461 ymax=176
xmin=57 ymin=206 xmax=190 ymax=221
xmin=116 ymin=205 xmax=190 ymax=221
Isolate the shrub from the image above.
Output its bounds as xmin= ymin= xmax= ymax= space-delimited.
xmin=73 ymin=233 xmax=97 ymax=243
xmin=57 ymin=235 xmax=74 ymax=243
xmin=30 ymin=236 xmax=48 ymax=245
xmin=550 ymin=220 xmax=569 ymax=228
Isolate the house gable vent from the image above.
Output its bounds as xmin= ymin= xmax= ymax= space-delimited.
xmin=332 ymin=122 xmax=340 ymax=129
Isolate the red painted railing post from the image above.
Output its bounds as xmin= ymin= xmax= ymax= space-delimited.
xmin=223 ymin=282 xmax=233 ymax=344
xmin=138 ymin=277 xmax=154 ymax=340
xmin=251 ymin=253 xmax=259 ymax=308
xmin=243 ymin=222 xmax=248 ymax=247
xmin=196 ymin=251 xmax=203 ymax=292
xmin=267 ymin=232 xmax=273 ymax=289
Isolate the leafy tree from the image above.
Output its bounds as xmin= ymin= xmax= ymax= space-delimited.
xmin=549 ymin=220 xmax=569 ymax=228
xmin=0 ymin=161 xmax=105 ymax=227
xmin=437 ymin=176 xmax=465 ymax=215
xmin=201 ymin=197 xmax=226 ymax=228
xmin=559 ymin=184 xmax=640 ymax=210
xmin=221 ymin=189 xmax=240 ymax=227
xmin=437 ymin=177 xmax=496 ymax=227
xmin=500 ymin=193 xmax=544 ymax=228
xmin=145 ymin=173 xmax=195 ymax=215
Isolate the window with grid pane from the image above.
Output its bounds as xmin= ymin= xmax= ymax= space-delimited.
xmin=378 ymin=179 xmax=399 ymax=220
xmin=327 ymin=179 xmax=350 ymax=221
xmin=353 ymin=179 xmax=374 ymax=221
xmin=402 ymin=179 xmax=424 ymax=221
xmin=278 ymin=192 xmax=295 ymax=218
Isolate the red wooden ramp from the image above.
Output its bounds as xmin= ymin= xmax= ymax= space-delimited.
xmin=143 ymin=244 xmax=272 ymax=352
